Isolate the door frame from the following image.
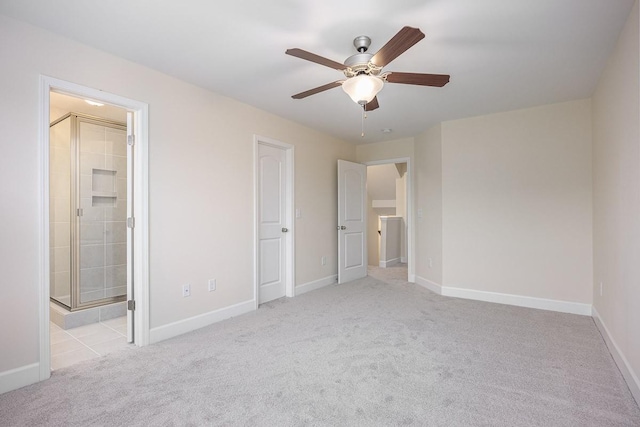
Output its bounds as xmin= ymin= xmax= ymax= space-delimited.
xmin=253 ymin=135 xmax=295 ymax=309
xmin=38 ymin=76 xmax=150 ymax=381
xmin=364 ymin=157 xmax=415 ymax=282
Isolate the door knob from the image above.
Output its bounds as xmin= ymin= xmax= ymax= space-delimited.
xmin=282 ymin=227 xmax=289 ymax=233
xmin=340 ymin=226 xmax=347 ymax=230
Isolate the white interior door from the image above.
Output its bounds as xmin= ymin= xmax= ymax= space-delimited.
xmin=126 ymin=112 xmax=134 ymax=343
xmin=258 ymin=143 xmax=288 ymax=303
xmin=338 ymin=160 xmax=367 ymax=284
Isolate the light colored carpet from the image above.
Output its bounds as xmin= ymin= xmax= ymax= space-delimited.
xmin=1 ymin=266 xmax=639 ymax=426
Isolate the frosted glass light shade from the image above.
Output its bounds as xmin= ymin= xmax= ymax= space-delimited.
xmin=342 ymin=75 xmax=384 ymax=104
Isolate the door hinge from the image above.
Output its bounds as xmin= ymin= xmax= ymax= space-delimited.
xmin=77 ymin=208 xmax=83 ymax=217
xmin=127 ymin=300 xmax=135 ymax=311
xmin=127 ymin=135 xmax=135 ymax=146
xmin=127 ymin=217 xmax=135 ymax=228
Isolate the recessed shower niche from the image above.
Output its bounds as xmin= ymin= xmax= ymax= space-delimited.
xmin=49 ymin=112 xmax=128 ymax=312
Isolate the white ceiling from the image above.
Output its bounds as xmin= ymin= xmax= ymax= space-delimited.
xmin=1 ymin=0 xmax=634 ymax=144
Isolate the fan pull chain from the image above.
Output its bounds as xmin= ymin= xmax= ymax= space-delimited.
xmin=361 ymin=104 xmax=368 ymax=138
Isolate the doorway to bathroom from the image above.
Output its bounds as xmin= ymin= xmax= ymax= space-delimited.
xmin=49 ymin=93 xmax=131 ymax=368
xmin=39 ymin=76 xmax=149 ymax=379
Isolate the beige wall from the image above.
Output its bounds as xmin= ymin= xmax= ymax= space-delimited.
xmin=441 ymin=100 xmax=593 ymax=303
xmin=415 ymin=124 xmax=443 ymax=285
xmin=356 ymin=137 xmax=414 ymax=163
xmin=0 ymin=15 xmax=354 ymax=375
xmin=592 ymin=0 xmax=640 ymax=394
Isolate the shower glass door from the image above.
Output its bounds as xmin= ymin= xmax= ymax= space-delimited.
xmin=50 ymin=116 xmax=72 ymax=307
xmin=76 ymin=117 xmax=128 ymax=307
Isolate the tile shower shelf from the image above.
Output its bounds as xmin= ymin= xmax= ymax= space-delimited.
xmin=91 ymin=192 xmax=118 ymax=198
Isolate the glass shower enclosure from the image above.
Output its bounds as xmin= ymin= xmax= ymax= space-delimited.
xmin=50 ymin=112 xmax=128 ymax=310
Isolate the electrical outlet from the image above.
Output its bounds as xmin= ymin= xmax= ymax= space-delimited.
xmin=182 ymin=284 xmax=191 ymax=297
xmin=321 ymin=256 xmax=327 ymax=266
xmin=208 ymin=279 xmax=216 ymax=292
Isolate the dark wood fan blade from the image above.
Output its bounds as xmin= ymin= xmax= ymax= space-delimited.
xmin=386 ymin=72 xmax=450 ymax=87
xmin=292 ymin=81 xmax=343 ymax=99
xmin=285 ymin=48 xmax=346 ymax=70
xmin=371 ymin=26 xmax=425 ymax=67
xmin=365 ymin=97 xmax=379 ymax=111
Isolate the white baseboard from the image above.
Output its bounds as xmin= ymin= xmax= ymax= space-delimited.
xmin=0 ymin=363 xmax=40 ymax=394
xmin=401 ymin=257 xmax=408 ymax=263
xmin=379 ymin=258 xmax=400 ymax=268
xmin=592 ymin=307 xmax=640 ymax=405
xmin=413 ymin=276 xmax=591 ymax=316
xmin=415 ymin=275 xmax=443 ymax=294
xmin=296 ymin=274 xmax=337 ymax=296
xmin=150 ymin=299 xmax=255 ymax=344
xmin=442 ymin=286 xmax=592 ymax=316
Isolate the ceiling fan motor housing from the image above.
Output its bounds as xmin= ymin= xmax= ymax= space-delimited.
xmin=344 ymin=53 xmax=373 ymax=70
xmin=353 ymin=35 xmax=371 ymax=52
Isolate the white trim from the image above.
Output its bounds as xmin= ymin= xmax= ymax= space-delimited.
xmin=296 ymin=274 xmax=338 ymax=295
xmin=363 ymin=157 xmax=414 ymax=282
xmin=413 ymin=276 xmax=591 ymax=316
xmin=379 ymin=258 xmax=401 ymax=268
xmin=442 ymin=286 xmax=592 ymax=315
xmin=401 ymin=257 xmax=408 ymax=263
xmin=253 ymin=135 xmax=295 ymax=307
xmin=415 ymin=275 xmax=443 ymax=294
xmin=38 ymin=77 xmax=51 ymax=383
xmin=592 ymin=307 xmax=640 ymax=405
xmin=39 ymin=76 xmax=151 ymax=381
xmin=149 ymin=300 xmax=255 ymax=344
xmin=0 ymin=363 xmax=40 ymax=394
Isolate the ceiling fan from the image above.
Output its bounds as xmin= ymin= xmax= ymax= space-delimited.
xmin=286 ymin=26 xmax=450 ymax=112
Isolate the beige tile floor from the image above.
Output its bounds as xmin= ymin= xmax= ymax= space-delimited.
xmin=50 ymin=316 xmax=133 ymax=370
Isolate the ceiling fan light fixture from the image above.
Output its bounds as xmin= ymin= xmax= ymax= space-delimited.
xmin=342 ymin=75 xmax=383 ymax=105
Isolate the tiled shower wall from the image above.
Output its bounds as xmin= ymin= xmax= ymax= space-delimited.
xmin=49 ymin=115 xmax=127 ymax=307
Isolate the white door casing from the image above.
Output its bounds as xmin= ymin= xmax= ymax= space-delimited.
xmin=126 ymin=111 xmax=134 ymax=343
xmin=39 ymin=76 xmax=150 ymax=383
xmin=255 ymin=138 xmax=294 ymax=304
xmin=338 ymin=160 xmax=367 ymax=284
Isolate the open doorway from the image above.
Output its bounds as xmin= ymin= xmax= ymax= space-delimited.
xmin=366 ymin=161 xmax=408 ymax=281
xmin=39 ymin=76 xmax=149 ymax=381
xmin=48 ymin=92 xmax=132 ymax=369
